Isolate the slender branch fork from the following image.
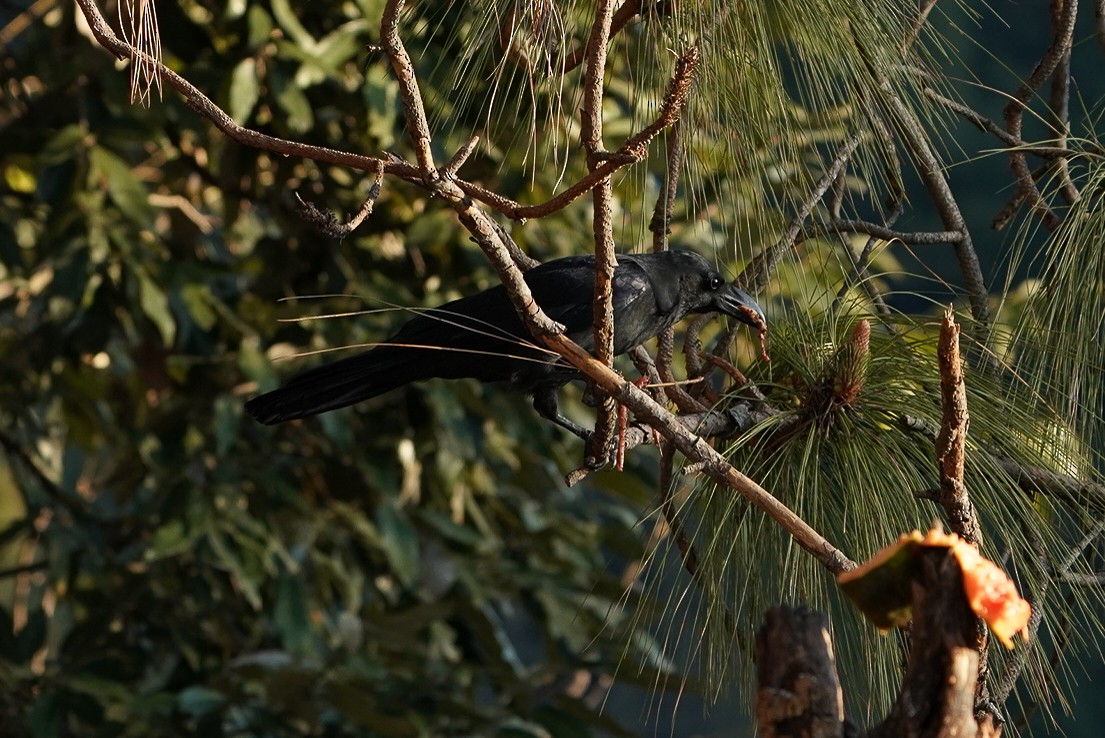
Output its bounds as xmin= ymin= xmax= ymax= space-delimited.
xmin=71 ymin=0 xmax=854 ymax=574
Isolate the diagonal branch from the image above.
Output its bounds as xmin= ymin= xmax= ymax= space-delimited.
xmin=72 ymin=0 xmax=694 ymax=230
xmin=740 ymin=134 xmax=862 ymax=297
xmin=873 ymin=69 xmax=993 ymax=337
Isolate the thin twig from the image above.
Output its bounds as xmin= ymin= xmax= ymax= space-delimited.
xmin=933 ymin=307 xmax=992 ymax=716
xmin=295 ymin=161 xmax=386 ymax=238
xmin=381 ymin=0 xmax=437 ymax=181
xmin=1047 ymin=1 xmax=1081 ymax=206
xmin=649 ymin=120 xmax=707 ymax=413
xmin=901 ymin=0 xmax=939 ymax=56
xmin=441 ymin=135 xmax=480 ymax=179
xmin=869 ymin=57 xmax=993 ymax=336
xmin=1001 ymin=0 xmax=1077 ymax=230
xmin=581 ymin=0 xmax=619 ymax=464
xmin=934 ymin=309 xmax=982 ymax=546
xmin=558 ymin=0 xmax=641 ymax=73
xmin=740 ymin=134 xmax=861 ymax=296
xmin=803 ymin=219 xmax=962 ymax=245
xmin=924 ymin=87 xmax=1095 ymax=159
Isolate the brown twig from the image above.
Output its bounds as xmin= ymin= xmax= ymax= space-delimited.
xmin=649 ymin=120 xmax=708 ymax=413
xmin=558 ymin=0 xmax=641 ymax=73
xmin=741 ymin=134 xmax=862 ymax=297
xmin=934 ymin=308 xmax=991 ymax=709
xmin=581 ymin=0 xmax=619 ymax=464
xmin=934 ymin=309 xmax=982 ymax=546
xmin=0 ymin=0 xmax=57 ymax=54
xmin=924 ymin=87 xmax=1095 ymax=159
xmin=1047 ymin=1 xmax=1081 ymax=207
xmin=803 ymin=220 xmax=964 ymax=246
xmin=1001 ymin=0 xmax=1077 ymax=231
xmin=870 ymin=61 xmax=993 ymax=337
xmin=441 ymin=134 xmax=480 ymax=179
xmin=381 ymin=0 xmax=436 ymax=181
xmin=901 ymin=0 xmax=940 ymax=54
xmin=295 ymin=161 xmax=386 ymax=238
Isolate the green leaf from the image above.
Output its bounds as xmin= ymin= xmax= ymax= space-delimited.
xmin=228 ymin=58 xmax=260 ymax=124
xmin=274 ymin=573 xmax=312 ymax=653
xmin=246 ymin=5 xmax=275 ymax=48
xmin=177 ymin=685 xmax=225 ymax=717
xmin=3 ymin=157 xmax=36 ymax=193
xmin=180 ymin=283 xmax=218 ymax=331
xmin=88 ymin=146 xmax=152 ymax=226
xmin=376 ymin=504 xmax=419 ymax=589
xmin=146 ymin=520 xmax=193 ymax=560
xmin=38 ymin=124 xmax=86 ymax=165
xmin=133 ymin=265 xmax=176 ymax=345
xmin=275 ymin=78 xmax=314 ymax=134
xmin=270 ymin=0 xmax=316 ymax=49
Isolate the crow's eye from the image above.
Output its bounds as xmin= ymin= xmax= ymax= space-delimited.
xmin=706 ymin=274 xmax=723 ymax=291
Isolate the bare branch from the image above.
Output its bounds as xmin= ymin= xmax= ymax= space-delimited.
xmin=1001 ymin=0 xmax=1077 ymax=230
xmin=441 ymin=134 xmax=480 ymax=179
xmin=558 ymin=0 xmax=641 ymax=73
xmin=924 ymin=87 xmax=1097 ymax=159
xmin=934 ymin=309 xmax=982 ymax=546
xmin=741 ymin=134 xmax=861 ymax=296
xmin=901 ymin=0 xmax=940 ymax=56
xmin=380 ymin=0 xmax=437 ymax=181
xmin=649 ymin=120 xmax=708 ymax=413
xmin=295 ymin=161 xmax=386 ymax=238
xmin=804 ymin=220 xmax=963 ymax=246
xmin=873 ymin=67 xmax=993 ymax=334
xmin=1047 ymin=0 xmax=1081 ymax=206
xmin=581 ymin=0 xmax=619 ymax=463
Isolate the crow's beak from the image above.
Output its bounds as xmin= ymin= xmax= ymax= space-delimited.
xmin=717 ymin=285 xmax=766 ymax=328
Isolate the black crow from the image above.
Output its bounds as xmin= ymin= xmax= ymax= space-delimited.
xmin=245 ymin=250 xmax=765 ymax=437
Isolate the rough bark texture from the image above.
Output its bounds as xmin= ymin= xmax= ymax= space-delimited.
xmin=756 ymin=607 xmax=848 ymax=738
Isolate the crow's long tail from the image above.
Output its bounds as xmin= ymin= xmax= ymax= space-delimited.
xmin=245 ymin=347 xmax=417 ymax=424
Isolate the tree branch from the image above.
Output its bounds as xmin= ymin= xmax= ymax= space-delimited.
xmin=1000 ymin=0 xmax=1077 ymax=230
xmin=935 ymin=309 xmax=982 ymax=547
xmin=581 ymin=0 xmax=619 ymax=462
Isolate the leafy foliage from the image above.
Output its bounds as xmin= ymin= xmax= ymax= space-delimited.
xmin=2 ymin=1 xmax=1104 ymax=737
xmin=0 ymin=3 xmax=671 ymax=735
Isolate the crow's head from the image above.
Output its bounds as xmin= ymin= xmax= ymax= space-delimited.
xmin=668 ymin=251 xmax=765 ymax=328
